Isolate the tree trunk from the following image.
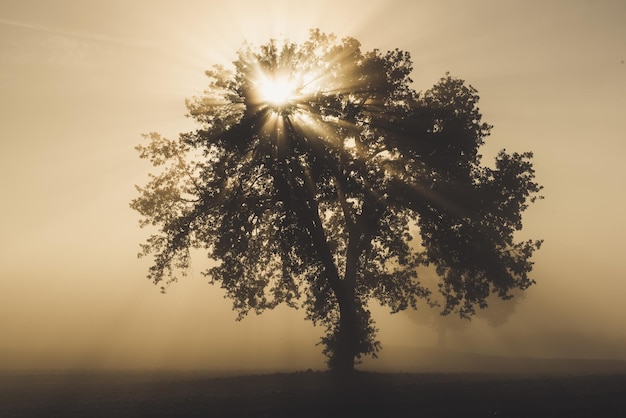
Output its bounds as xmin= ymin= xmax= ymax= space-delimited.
xmin=333 ymin=297 xmax=358 ymax=374
xmin=283 ymin=143 xmax=363 ymax=374
xmin=332 ymin=233 xmax=364 ymax=374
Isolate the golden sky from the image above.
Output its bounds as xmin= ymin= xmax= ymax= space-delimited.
xmin=1 ymin=0 xmax=625 ymax=370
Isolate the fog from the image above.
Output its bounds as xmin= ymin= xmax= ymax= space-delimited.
xmin=1 ymin=0 xmax=625 ymax=373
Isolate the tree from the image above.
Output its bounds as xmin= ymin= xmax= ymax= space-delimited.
xmin=131 ymin=30 xmax=543 ymax=373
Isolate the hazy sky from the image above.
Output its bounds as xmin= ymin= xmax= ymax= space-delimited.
xmin=1 ymin=0 xmax=625 ymax=371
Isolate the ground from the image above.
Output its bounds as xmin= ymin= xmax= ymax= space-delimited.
xmin=1 ymin=370 xmax=625 ymax=417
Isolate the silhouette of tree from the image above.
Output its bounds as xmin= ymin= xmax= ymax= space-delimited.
xmin=131 ymin=30 xmax=542 ymax=373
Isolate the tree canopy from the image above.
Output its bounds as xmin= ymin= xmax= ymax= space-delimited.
xmin=131 ymin=30 xmax=542 ymax=372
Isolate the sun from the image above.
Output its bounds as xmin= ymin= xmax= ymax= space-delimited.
xmin=257 ymin=75 xmax=298 ymax=108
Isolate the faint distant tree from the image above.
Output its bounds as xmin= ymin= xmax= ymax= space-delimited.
xmin=131 ymin=30 xmax=542 ymax=373
xmin=406 ymin=264 xmax=526 ymax=348
xmin=405 ymin=265 xmax=469 ymax=349
xmin=475 ymin=289 xmax=526 ymax=327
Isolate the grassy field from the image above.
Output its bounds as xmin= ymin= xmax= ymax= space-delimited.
xmin=1 ymin=370 xmax=625 ymax=417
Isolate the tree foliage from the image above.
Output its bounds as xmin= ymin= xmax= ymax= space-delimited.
xmin=131 ymin=30 xmax=542 ymax=372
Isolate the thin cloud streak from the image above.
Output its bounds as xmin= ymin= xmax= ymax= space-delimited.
xmin=0 ymin=17 xmax=156 ymax=48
